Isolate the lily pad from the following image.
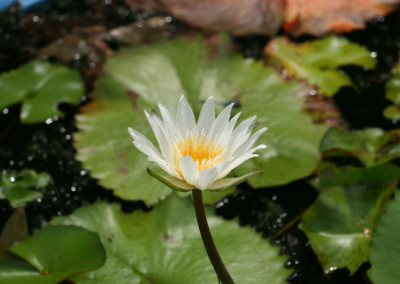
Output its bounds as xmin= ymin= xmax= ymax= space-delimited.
xmin=0 ymin=225 xmax=106 ymax=284
xmin=0 ymin=60 xmax=84 ymax=124
xmin=383 ymin=62 xmax=400 ymax=121
xmin=319 ymin=127 xmax=400 ymax=167
xmin=368 ymin=191 xmax=400 ymax=284
xmin=0 ymin=170 xmax=50 ymax=208
xmin=265 ymin=36 xmax=376 ymax=96
xmin=75 ymin=35 xmax=327 ymax=203
xmin=52 ymin=195 xmax=291 ymax=283
xmin=300 ymin=164 xmax=400 ymax=274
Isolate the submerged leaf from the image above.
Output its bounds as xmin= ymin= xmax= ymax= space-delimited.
xmin=0 ymin=60 xmax=84 ymax=124
xmin=0 ymin=170 xmax=50 ymax=208
xmin=368 ymin=191 xmax=400 ymax=284
xmin=265 ymin=36 xmax=376 ymax=96
xmin=0 ymin=225 xmax=106 ymax=284
xmin=301 ymin=164 xmax=400 ymax=274
xmin=52 ymin=195 xmax=292 ymax=283
xmin=320 ymin=127 xmax=400 ymax=167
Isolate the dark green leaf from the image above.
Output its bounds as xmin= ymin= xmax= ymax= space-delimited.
xmin=368 ymin=191 xmax=400 ymax=284
xmin=0 ymin=170 xmax=50 ymax=208
xmin=0 ymin=225 xmax=106 ymax=284
xmin=320 ymin=127 xmax=400 ymax=167
xmin=301 ymin=164 xmax=400 ymax=274
xmin=0 ymin=60 xmax=84 ymax=123
xmin=0 ymin=209 xmax=28 ymax=261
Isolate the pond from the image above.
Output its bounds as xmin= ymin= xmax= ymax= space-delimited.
xmin=1 ymin=0 xmax=400 ymax=283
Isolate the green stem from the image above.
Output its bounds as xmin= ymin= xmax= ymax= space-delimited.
xmin=192 ymin=189 xmax=234 ymax=284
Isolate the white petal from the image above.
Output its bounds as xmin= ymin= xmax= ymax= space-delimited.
xmin=145 ymin=110 xmax=174 ymax=163
xmin=128 ymin=128 xmax=167 ymax=166
xmin=209 ymin=103 xmax=234 ymax=142
xmin=158 ymin=103 xmax=178 ymax=140
xmin=179 ymin=156 xmax=199 ymax=185
xmin=218 ymin=112 xmax=241 ymax=146
xmin=196 ymin=167 xmax=219 ymax=190
xmin=196 ymin=97 xmax=215 ymax=134
xmin=177 ymin=95 xmax=196 ymax=133
xmin=231 ymin=127 xmax=268 ymax=157
xmin=226 ymin=115 xmax=257 ymax=156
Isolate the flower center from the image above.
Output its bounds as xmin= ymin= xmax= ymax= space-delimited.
xmin=174 ymin=133 xmax=224 ymax=177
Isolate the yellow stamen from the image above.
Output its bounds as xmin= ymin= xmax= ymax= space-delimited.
xmin=174 ymin=133 xmax=223 ymax=177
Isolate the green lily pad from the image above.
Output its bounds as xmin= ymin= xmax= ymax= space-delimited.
xmin=300 ymin=164 xmax=400 ymax=274
xmin=319 ymin=127 xmax=400 ymax=167
xmin=368 ymin=191 xmax=400 ymax=284
xmin=0 ymin=170 xmax=50 ymax=208
xmin=0 ymin=60 xmax=84 ymax=124
xmin=52 ymin=195 xmax=291 ymax=283
xmin=265 ymin=36 xmax=376 ymax=96
xmin=383 ymin=62 xmax=400 ymax=121
xmin=0 ymin=225 xmax=106 ymax=284
xmin=75 ymin=35 xmax=327 ymax=203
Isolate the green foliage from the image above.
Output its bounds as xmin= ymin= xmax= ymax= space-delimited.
xmin=301 ymin=164 xmax=400 ymax=274
xmin=75 ymin=35 xmax=327 ymax=204
xmin=265 ymin=36 xmax=376 ymax=96
xmin=0 ymin=225 xmax=106 ymax=284
xmin=368 ymin=191 xmax=400 ymax=284
xmin=383 ymin=62 xmax=400 ymax=121
xmin=0 ymin=60 xmax=84 ymax=124
xmin=0 ymin=169 xmax=50 ymax=208
xmin=52 ymin=195 xmax=291 ymax=283
xmin=320 ymin=127 xmax=400 ymax=167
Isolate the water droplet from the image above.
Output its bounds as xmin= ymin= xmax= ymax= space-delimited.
xmin=45 ymin=118 xmax=53 ymax=124
xmin=71 ymin=186 xmax=76 ymax=192
xmin=371 ymin=51 xmax=378 ymax=58
xmin=2 ymin=108 xmax=9 ymax=114
xmin=80 ymin=170 xmax=87 ymax=176
xmin=10 ymin=176 xmax=15 ymax=182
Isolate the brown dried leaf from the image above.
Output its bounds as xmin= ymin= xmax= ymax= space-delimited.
xmin=284 ymin=0 xmax=400 ymax=37
xmin=157 ymin=0 xmax=285 ymax=36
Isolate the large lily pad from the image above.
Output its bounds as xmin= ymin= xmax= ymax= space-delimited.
xmin=0 ymin=60 xmax=84 ymax=124
xmin=0 ymin=169 xmax=50 ymax=208
xmin=75 ymin=35 xmax=327 ymax=203
xmin=319 ymin=127 xmax=400 ymax=167
xmin=0 ymin=225 xmax=106 ymax=284
xmin=368 ymin=191 xmax=400 ymax=284
xmin=300 ymin=164 xmax=400 ymax=274
xmin=265 ymin=36 xmax=376 ymax=96
xmin=52 ymin=195 xmax=291 ymax=283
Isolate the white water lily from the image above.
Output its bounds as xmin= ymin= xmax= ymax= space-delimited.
xmin=128 ymin=96 xmax=267 ymax=190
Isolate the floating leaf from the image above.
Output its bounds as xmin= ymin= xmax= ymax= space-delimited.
xmin=369 ymin=191 xmax=400 ymax=284
xmin=0 ymin=170 xmax=50 ymax=208
xmin=265 ymin=36 xmax=376 ymax=96
xmin=75 ymin=35 xmax=327 ymax=202
xmin=52 ymin=195 xmax=291 ymax=283
xmin=284 ymin=0 xmax=399 ymax=37
xmin=320 ymin=127 xmax=400 ymax=167
xmin=0 ymin=225 xmax=106 ymax=284
xmin=0 ymin=60 xmax=84 ymax=124
xmin=300 ymin=164 xmax=400 ymax=274
xmin=383 ymin=62 xmax=400 ymax=121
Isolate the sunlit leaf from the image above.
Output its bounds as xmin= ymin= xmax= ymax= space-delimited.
xmin=0 ymin=225 xmax=106 ymax=284
xmin=369 ymin=191 xmax=400 ymax=284
xmin=300 ymin=164 xmax=400 ymax=274
xmin=52 ymin=195 xmax=292 ymax=283
xmin=75 ymin=35 xmax=327 ymax=204
xmin=320 ymin=127 xmax=400 ymax=167
xmin=0 ymin=170 xmax=50 ymax=208
xmin=0 ymin=60 xmax=84 ymax=124
xmin=265 ymin=36 xmax=376 ymax=96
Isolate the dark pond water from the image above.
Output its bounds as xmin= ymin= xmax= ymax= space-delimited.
xmin=1 ymin=1 xmax=400 ymax=283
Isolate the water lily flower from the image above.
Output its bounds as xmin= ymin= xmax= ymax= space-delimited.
xmin=128 ymin=96 xmax=267 ymax=191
